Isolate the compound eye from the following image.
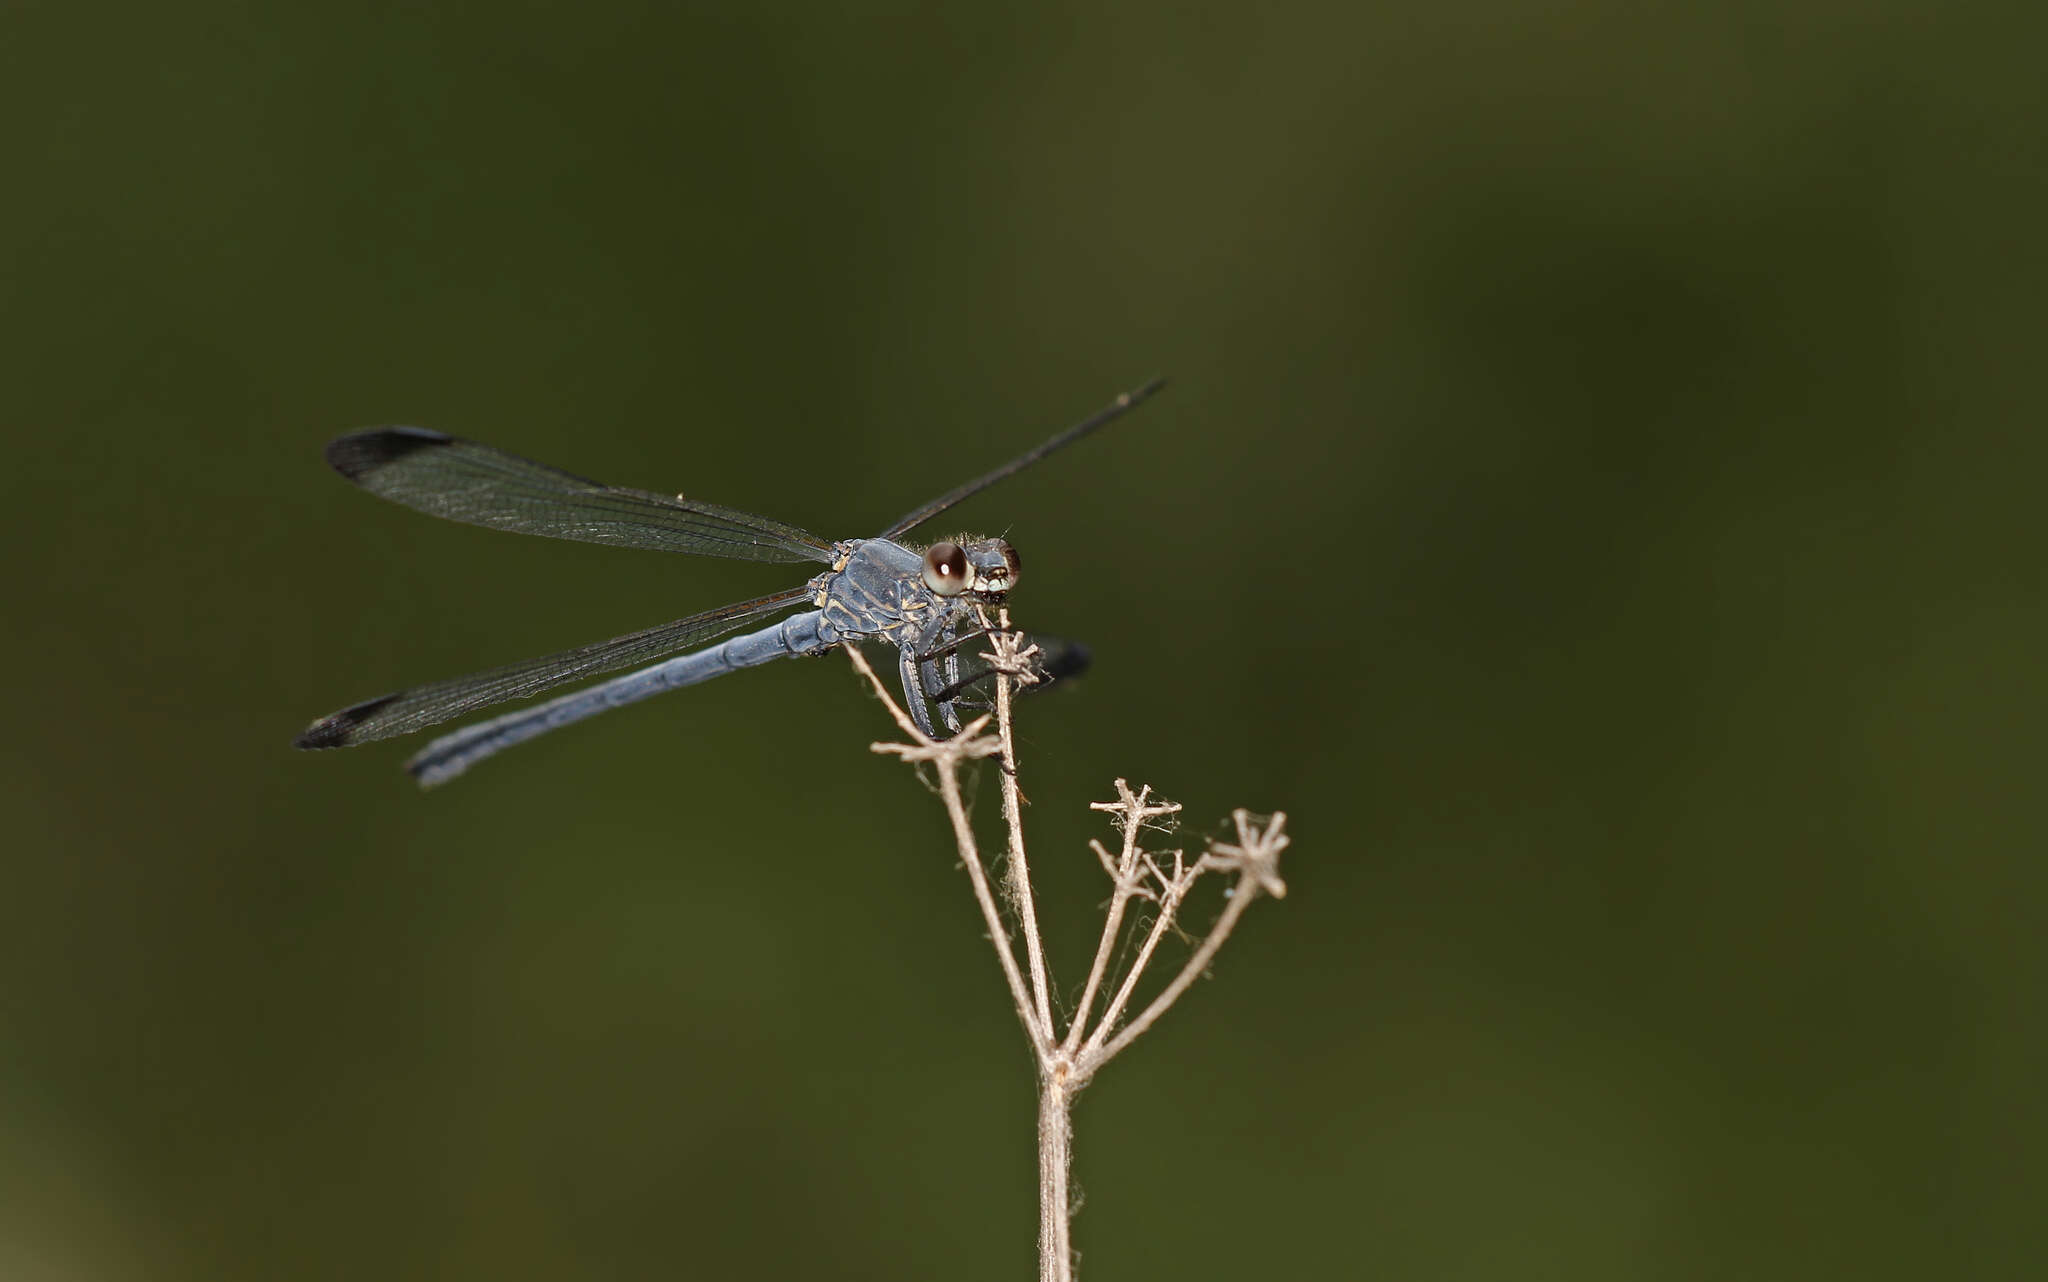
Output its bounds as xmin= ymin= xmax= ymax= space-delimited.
xmin=921 ymin=541 xmax=971 ymax=596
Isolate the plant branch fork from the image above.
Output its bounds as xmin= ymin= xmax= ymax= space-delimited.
xmin=845 ymin=614 xmax=1290 ymax=1282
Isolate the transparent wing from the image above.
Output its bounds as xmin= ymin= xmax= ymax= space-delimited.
xmin=325 ymin=428 xmax=837 ymax=563
xmin=926 ymin=631 xmax=1092 ymax=711
xmin=294 ymin=588 xmax=814 ymax=748
xmin=880 ymin=379 xmax=1163 ymax=538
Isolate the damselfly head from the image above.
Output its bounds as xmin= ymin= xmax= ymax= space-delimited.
xmin=969 ymin=538 xmax=1022 ymax=597
xmin=921 ymin=538 xmax=1020 ymax=599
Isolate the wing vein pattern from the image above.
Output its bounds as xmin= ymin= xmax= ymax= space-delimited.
xmin=295 ymin=588 xmax=814 ymax=747
xmin=327 ymin=429 xmax=837 ymax=563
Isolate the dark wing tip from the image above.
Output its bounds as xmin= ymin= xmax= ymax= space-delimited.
xmin=293 ymin=693 xmax=403 ymax=750
xmin=1043 ymin=641 xmax=1091 ymax=681
xmin=323 ymin=427 xmax=453 ymax=482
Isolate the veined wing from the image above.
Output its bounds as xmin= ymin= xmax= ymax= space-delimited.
xmin=294 ymin=588 xmax=814 ymax=748
xmin=326 ymin=428 xmax=837 ymax=563
xmin=879 ymin=379 xmax=1163 ymax=538
xmin=928 ymin=632 xmax=1092 ymax=708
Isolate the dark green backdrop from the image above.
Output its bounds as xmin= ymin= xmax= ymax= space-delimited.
xmin=5 ymin=3 xmax=2041 ymax=1278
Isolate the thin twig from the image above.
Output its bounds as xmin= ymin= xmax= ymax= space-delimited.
xmin=846 ymin=644 xmax=1046 ymax=1044
xmin=844 ymin=640 xmax=929 ymax=742
xmin=986 ymin=615 xmax=1057 ymax=1039
xmin=1063 ymin=780 xmax=1180 ymax=1058
xmin=1039 ymin=1067 xmax=1074 ymax=1282
xmin=1089 ymin=811 xmax=1290 ymax=1065
xmin=851 ymin=631 xmax=1289 ymax=1282
xmin=1077 ymin=861 xmax=1197 ymax=1068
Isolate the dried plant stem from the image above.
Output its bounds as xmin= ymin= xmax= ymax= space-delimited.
xmin=1077 ymin=870 xmax=1191 ymax=1065
xmin=1038 ymin=1069 xmax=1073 ymax=1282
xmin=848 ymin=624 xmax=1289 ymax=1282
xmin=1060 ymin=860 xmax=1136 ymax=1056
xmin=847 ymin=648 xmax=1037 ymax=1035
xmin=994 ymin=657 xmax=1057 ymax=1035
xmin=1089 ymin=864 xmax=1260 ymax=1064
xmin=935 ymin=751 xmax=1041 ymax=1039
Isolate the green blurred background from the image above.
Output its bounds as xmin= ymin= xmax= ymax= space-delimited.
xmin=4 ymin=2 xmax=2041 ymax=1277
